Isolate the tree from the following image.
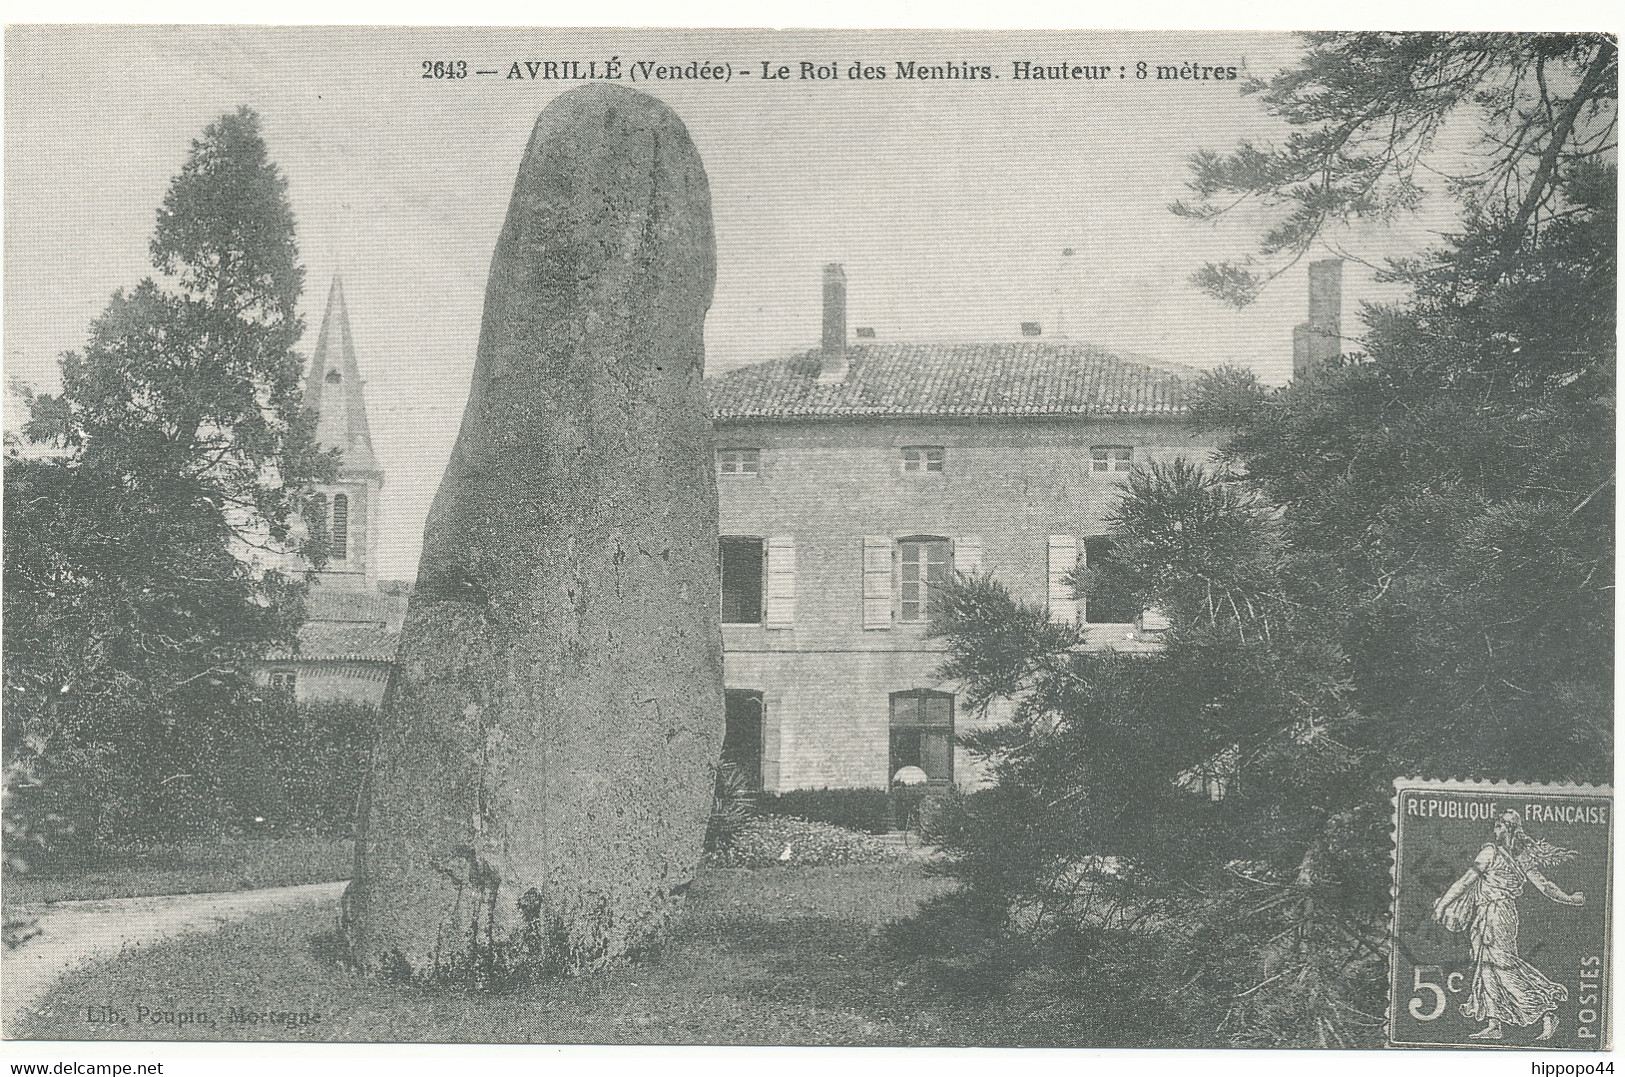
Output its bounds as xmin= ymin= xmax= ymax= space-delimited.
xmin=1219 ymin=169 xmax=1614 ymax=780
xmin=928 ymin=467 xmax=1386 ymax=1047
xmin=1174 ymin=33 xmax=1616 ymax=305
xmin=3 ymin=107 xmax=329 ymax=849
xmin=1184 ymin=365 xmax=1268 ymax=433
xmin=919 ymin=32 xmax=1613 ymax=1047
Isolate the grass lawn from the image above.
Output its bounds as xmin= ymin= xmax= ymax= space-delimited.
xmin=6 ymin=860 xmax=1120 ymax=1046
xmin=3 ymin=836 xmax=354 ymax=904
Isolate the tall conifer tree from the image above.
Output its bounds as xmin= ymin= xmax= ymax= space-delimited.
xmin=925 ymin=34 xmax=1614 ymax=1046
xmin=4 ymin=108 xmax=330 ymax=843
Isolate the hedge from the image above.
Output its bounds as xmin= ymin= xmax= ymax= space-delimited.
xmin=755 ymin=787 xmax=893 ymax=833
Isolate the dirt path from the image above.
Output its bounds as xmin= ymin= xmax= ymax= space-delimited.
xmin=2 ymin=880 xmax=346 ymax=1034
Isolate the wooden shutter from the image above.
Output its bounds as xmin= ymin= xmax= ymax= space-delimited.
xmin=1048 ymin=534 xmax=1078 ymax=624
xmin=955 ymin=535 xmax=982 ymax=576
xmin=331 ymin=493 xmax=350 ymax=560
xmin=863 ymin=535 xmax=892 ymax=630
xmin=764 ymin=536 xmax=796 ymax=629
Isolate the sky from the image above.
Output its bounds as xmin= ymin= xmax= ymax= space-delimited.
xmin=4 ymin=26 xmax=1467 ymax=580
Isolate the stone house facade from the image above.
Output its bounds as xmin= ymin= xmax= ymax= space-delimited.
xmin=705 ymin=264 xmax=1228 ymax=794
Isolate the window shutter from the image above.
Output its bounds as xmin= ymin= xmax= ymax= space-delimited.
xmin=863 ymin=535 xmax=892 ymax=630
xmin=955 ymin=535 xmax=982 ymax=576
xmin=1048 ymin=534 xmax=1078 ymax=624
xmin=332 ymin=493 xmax=350 ymax=560
xmin=764 ymin=536 xmax=796 ymax=629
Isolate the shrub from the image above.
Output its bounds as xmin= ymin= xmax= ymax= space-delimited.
xmin=703 ymin=762 xmax=755 ymax=853
xmin=209 ymin=699 xmax=377 ymax=838
xmin=6 ymin=696 xmax=378 ymax=864
xmin=756 ymin=787 xmax=891 ymax=833
xmin=3 ymin=760 xmax=50 ymax=947
xmin=916 ymin=785 xmax=973 ymax=847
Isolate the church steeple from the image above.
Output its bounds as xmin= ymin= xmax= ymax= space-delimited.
xmin=304 ymin=276 xmax=383 ymax=590
xmin=306 ymin=277 xmax=381 ymax=478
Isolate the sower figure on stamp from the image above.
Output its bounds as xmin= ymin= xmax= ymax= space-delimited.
xmin=1432 ymin=809 xmax=1586 ymax=1041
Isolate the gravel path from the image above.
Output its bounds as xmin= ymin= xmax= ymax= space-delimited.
xmin=2 ymin=880 xmax=346 ymax=1034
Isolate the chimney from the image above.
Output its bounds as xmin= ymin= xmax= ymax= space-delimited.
xmin=1292 ymin=258 xmax=1343 ymax=380
xmin=818 ymin=263 xmax=848 ymax=384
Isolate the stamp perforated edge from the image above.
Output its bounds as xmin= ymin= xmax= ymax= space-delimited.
xmin=1387 ymin=777 xmax=1615 ymax=1050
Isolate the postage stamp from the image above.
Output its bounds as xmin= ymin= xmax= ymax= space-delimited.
xmin=1389 ymin=779 xmax=1614 ymax=1050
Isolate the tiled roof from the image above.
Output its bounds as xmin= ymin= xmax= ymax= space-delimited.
xmin=305 ymin=588 xmax=398 ymax=625
xmin=706 ymin=342 xmax=1192 ymax=421
xmin=266 ymin=622 xmax=399 ymax=664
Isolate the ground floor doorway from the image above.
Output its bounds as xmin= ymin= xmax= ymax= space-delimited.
xmin=722 ymin=689 xmax=764 ymax=791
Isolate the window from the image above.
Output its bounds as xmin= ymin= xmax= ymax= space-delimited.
xmin=890 ymin=690 xmax=954 ymax=784
xmin=331 ymin=493 xmax=349 ymax=561
xmin=898 ymin=537 xmax=952 ymax=622
xmin=1091 ymin=445 xmax=1133 ymax=473
xmin=325 ymin=369 xmax=341 ymax=384
xmin=717 ymin=448 xmax=760 ymax=475
xmin=268 ymin=669 xmax=297 ymax=694
xmin=307 ymin=493 xmax=329 ymax=547
xmin=1083 ymin=536 xmax=1140 ymax=623
xmin=306 ymin=492 xmax=347 ymax=562
xmin=720 ymin=537 xmax=764 ymax=624
xmin=901 ymin=446 xmax=944 ymax=473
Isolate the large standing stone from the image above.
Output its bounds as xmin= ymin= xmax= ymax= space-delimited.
xmin=342 ymin=84 xmax=723 ymax=982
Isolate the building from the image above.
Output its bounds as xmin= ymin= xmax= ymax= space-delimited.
xmin=705 ymin=264 xmax=1237 ymax=795
xmin=253 ymin=278 xmax=408 ymax=705
xmin=257 ymin=260 xmax=1344 ymax=774
xmin=1293 ymin=259 xmax=1343 ymax=380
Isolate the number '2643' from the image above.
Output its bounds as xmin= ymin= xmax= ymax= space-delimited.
xmin=422 ymin=61 xmax=468 ymax=78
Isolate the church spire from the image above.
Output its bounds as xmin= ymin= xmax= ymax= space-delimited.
xmin=306 ymin=276 xmax=381 ymax=479
xmin=302 ymin=275 xmax=384 ymax=591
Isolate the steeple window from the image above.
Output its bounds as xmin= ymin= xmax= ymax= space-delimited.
xmin=332 ymin=494 xmax=350 ymax=561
